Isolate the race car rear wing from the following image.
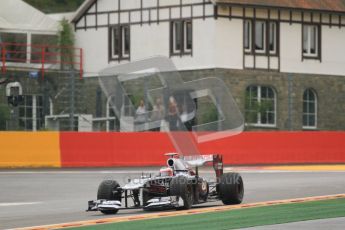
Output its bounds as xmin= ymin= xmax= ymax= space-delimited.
xmin=182 ymin=155 xmax=214 ymax=167
xmin=182 ymin=154 xmax=223 ymax=180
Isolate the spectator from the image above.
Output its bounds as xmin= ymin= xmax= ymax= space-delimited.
xmin=135 ymin=99 xmax=146 ymax=130
xmin=168 ymin=96 xmax=179 ymax=131
xmin=151 ymin=97 xmax=165 ymax=131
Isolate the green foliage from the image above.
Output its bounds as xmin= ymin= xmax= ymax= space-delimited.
xmin=58 ymin=19 xmax=75 ymax=69
xmin=131 ymin=95 xmax=144 ymax=108
xmin=0 ymin=104 xmax=10 ymax=130
xmin=59 ymin=19 xmax=75 ymax=47
xmin=195 ymin=97 xmax=219 ymax=127
xmin=245 ymin=91 xmax=273 ymax=125
xmin=199 ymin=106 xmax=218 ymax=125
xmin=23 ymin=0 xmax=85 ymax=13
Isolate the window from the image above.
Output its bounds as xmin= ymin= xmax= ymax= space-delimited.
xmin=255 ymin=21 xmax=266 ymax=52
xmin=109 ymin=25 xmax=130 ymax=61
xmin=269 ymin=22 xmax=277 ymax=54
xmin=0 ymin=32 xmax=27 ymax=62
xmin=185 ymin=21 xmax=192 ymax=52
xmin=245 ymin=86 xmax=276 ymax=126
xmin=302 ymin=24 xmax=320 ymax=58
xmin=303 ymin=89 xmax=317 ymax=129
xmin=18 ymin=95 xmax=49 ymax=131
xmin=244 ymin=20 xmax=278 ymax=55
xmin=244 ymin=20 xmax=252 ymax=52
xmin=171 ymin=20 xmax=192 ymax=56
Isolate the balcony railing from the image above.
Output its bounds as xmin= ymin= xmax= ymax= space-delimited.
xmin=0 ymin=42 xmax=83 ymax=79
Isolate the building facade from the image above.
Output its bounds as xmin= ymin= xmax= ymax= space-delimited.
xmin=0 ymin=0 xmax=61 ymax=131
xmin=1 ymin=0 xmax=345 ymax=131
xmin=70 ymin=0 xmax=345 ymax=131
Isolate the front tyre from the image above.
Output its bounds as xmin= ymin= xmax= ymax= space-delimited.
xmin=170 ymin=176 xmax=193 ymax=210
xmin=219 ymin=173 xmax=244 ymax=205
xmin=97 ymin=180 xmax=121 ymax=214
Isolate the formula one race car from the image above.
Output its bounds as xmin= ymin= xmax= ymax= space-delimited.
xmin=87 ymin=153 xmax=244 ymax=214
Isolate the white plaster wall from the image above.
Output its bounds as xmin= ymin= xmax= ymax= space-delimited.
xmin=215 ymin=18 xmax=243 ymax=69
xmin=77 ymin=18 xmax=219 ymax=74
xmin=280 ymin=23 xmax=345 ymax=76
xmin=75 ymin=0 xmax=345 ymax=76
xmin=77 ymin=17 xmax=245 ymax=74
xmin=171 ymin=18 xmax=217 ymax=70
xmin=131 ymin=23 xmax=169 ymax=61
xmin=97 ymin=0 xmax=119 ymax=12
xmin=321 ymin=26 xmax=345 ymax=75
xmin=75 ymin=28 xmax=109 ymax=75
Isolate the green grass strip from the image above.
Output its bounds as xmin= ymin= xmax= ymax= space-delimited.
xmin=72 ymin=198 xmax=345 ymax=230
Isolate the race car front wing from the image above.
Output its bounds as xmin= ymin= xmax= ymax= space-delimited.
xmin=87 ymin=196 xmax=182 ymax=212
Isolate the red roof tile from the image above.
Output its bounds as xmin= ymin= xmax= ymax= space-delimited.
xmin=214 ymin=0 xmax=345 ymax=13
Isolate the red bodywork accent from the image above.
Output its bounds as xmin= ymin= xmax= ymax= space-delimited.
xmin=149 ymin=185 xmax=166 ymax=194
xmin=213 ymin=154 xmax=224 ymax=181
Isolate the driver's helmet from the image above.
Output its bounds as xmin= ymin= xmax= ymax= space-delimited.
xmin=160 ymin=167 xmax=173 ymax=177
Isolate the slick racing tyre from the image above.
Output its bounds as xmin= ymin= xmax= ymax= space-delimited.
xmin=170 ymin=176 xmax=193 ymax=209
xmin=219 ymin=172 xmax=244 ymax=205
xmin=97 ymin=180 xmax=121 ymax=214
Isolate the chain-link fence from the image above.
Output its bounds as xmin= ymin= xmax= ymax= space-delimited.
xmin=0 ymin=57 xmax=244 ymax=141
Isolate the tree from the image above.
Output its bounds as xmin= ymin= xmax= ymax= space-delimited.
xmin=23 ymin=0 xmax=85 ymax=13
xmin=58 ymin=19 xmax=75 ymax=69
xmin=0 ymin=104 xmax=10 ymax=130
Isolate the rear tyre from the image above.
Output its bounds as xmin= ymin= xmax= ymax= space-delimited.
xmin=97 ymin=180 xmax=121 ymax=214
xmin=219 ymin=173 xmax=244 ymax=205
xmin=170 ymin=176 xmax=193 ymax=210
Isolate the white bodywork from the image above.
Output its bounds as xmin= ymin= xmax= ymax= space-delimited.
xmin=183 ymin=154 xmax=214 ymax=167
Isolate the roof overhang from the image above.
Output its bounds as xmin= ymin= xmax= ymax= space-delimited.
xmin=213 ymin=0 xmax=345 ymax=15
xmin=71 ymin=0 xmax=96 ymax=23
xmin=0 ymin=0 xmax=59 ymax=33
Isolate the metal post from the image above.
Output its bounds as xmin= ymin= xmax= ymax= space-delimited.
xmin=69 ymin=70 xmax=75 ymax=131
xmin=288 ymin=74 xmax=293 ymax=130
xmin=144 ymin=75 xmax=148 ymax=130
xmin=27 ymin=33 xmax=32 ymax=64
xmin=32 ymin=95 xmax=37 ymax=131
xmin=125 ymin=190 xmax=128 ymax=208
xmin=1 ymin=44 xmax=6 ymax=74
xmin=217 ymin=95 xmax=222 ymax=131
xmin=79 ymin=48 xmax=83 ymax=79
xmin=43 ymin=78 xmax=50 ymax=129
xmin=41 ymin=47 xmax=45 ymax=79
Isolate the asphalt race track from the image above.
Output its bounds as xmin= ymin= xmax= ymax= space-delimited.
xmin=1 ymin=168 xmax=345 ymax=229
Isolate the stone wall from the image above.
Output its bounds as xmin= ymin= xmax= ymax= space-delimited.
xmin=180 ymin=69 xmax=345 ymax=131
xmin=1 ymin=68 xmax=344 ymax=131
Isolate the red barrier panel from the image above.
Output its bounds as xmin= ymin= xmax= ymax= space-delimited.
xmin=60 ymin=132 xmax=175 ymax=167
xmin=60 ymin=132 xmax=345 ymax=167
xmin=198 ymin=132 xmax=345 ymax=165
